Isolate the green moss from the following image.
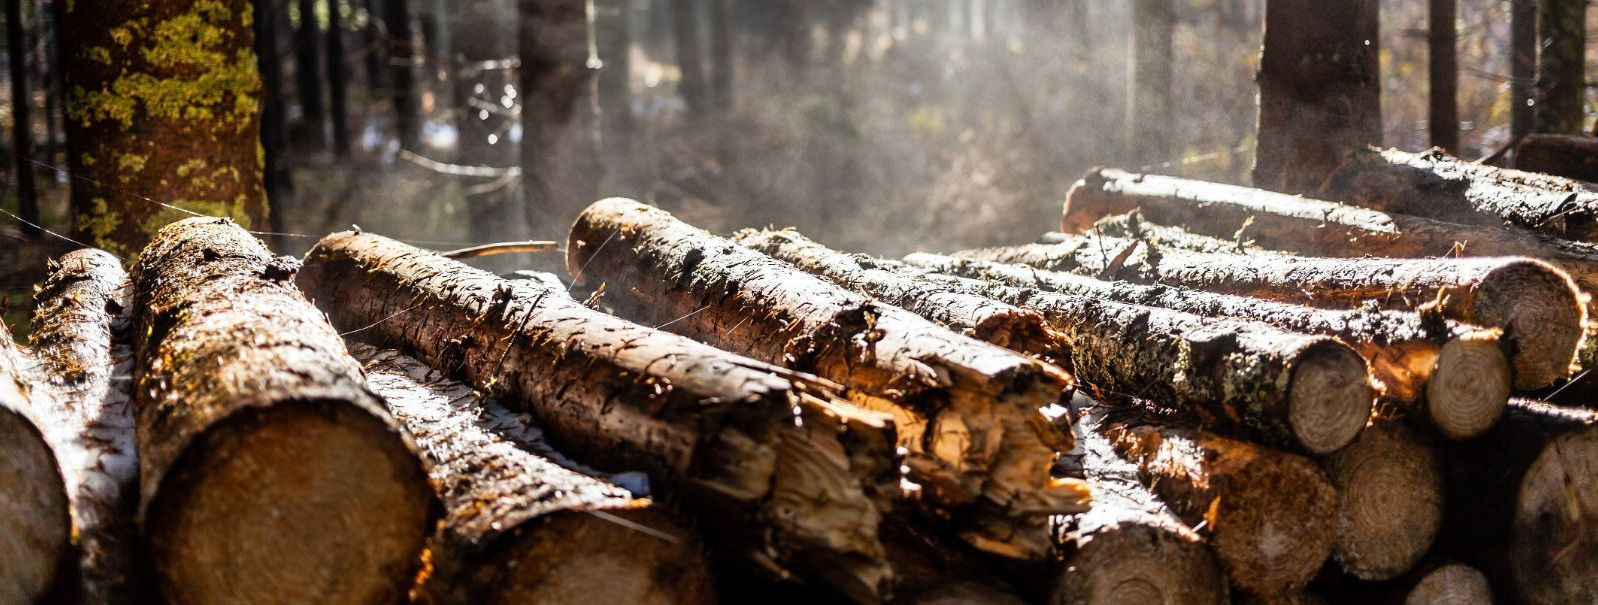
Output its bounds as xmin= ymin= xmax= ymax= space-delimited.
xmin=118 ymin=153 xmax=147 ymax=173
xmin=80 ymin=197 xmax=127 ymax=256
xmin=87 ymin=46 xmax=112 ymax=64
xmin=175 ymin=158 xmax=208 ymax=178
xmin=138 ymin=199 xmax=254 ymax=236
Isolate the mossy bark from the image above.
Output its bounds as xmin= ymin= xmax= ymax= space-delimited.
xmin=60 ymin=0 xmax=268 ymax=258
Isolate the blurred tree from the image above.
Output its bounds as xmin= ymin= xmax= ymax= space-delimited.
xmin=7 ymin=0 xmax=37 ymax=235
xmin=294 ymin=0 xmax=326 ymax=146
xmin=1429 ymin=0 xmax=1457 ymax=152
xmin=362 ymin=0 xmax=386 ymax=92
xmin=385 ymin=0 xmax=418 ymax=147
xmin=1510 ymin=0 xmax=1535 ymax=141
xmin=671 ymin=0 xmax=706 ymax=115
xmin=327 ymin=0 xmax=350 ymax=156
xmin=452 ymin=0 xmax=516 ymax=242
xmin=519 ymin=0 xmax=599 ymax=238
xmin=1128 ymin=0 xmax=1174 ymax=164
xmin=255 ymin=0 xmax=292 ymax=242
xmin=595 ymin=0 xmax=634 ymax=150
xmin=59 ymin=0 xmax=267 ymax=256
xmin=1535 ymin=0 xmax=1585 ymax=134
xmin=1254 ymin=0 xmax=1379 ymax=193
xmin=708 ymin=0 xmax=731 ymax=112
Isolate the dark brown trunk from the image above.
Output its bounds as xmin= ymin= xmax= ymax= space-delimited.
xmin=567 ymin=198 xmax=1088 ymax=561
xmin=385 ymin=0 xmax=419 ymax=148
xmin=0 ymin=320 xmax=69 ymax=603
xmin=1319 ymin=418 xmax=1442 ymax=581
xmin=907 ymin=251 xmax=1506 ymax=441
xmin=1127 ymin=0 xmax=1173 ymax=164
xmin=672 ymin=0 xmax=705 ymax=114
xmin=293 ymin=0 xmax=326 ymax=147
xmin=596 ymin=0 xmax=635 ymax=152
xmin=518 ymin=0 xmax=601 ymax=239
xmin=362 ymin=0 xmax=385 ymax=92
xmin=6 ymin=0 xmax=37 ymax=235
xmin=130 ymin=218 xmax=437 ymax=603
xmin=1253 ymin=0 xmax=1379 ymax=194
xmin=1510 ymin=0 xmax=1536 ymax=140
xmin=255 ymin=0 xmax=292 ymax=247
xmin=356 ymin=347 xmax=718 ymax=604
xmin=1516 ymin=133 xmax=1598 ymax=182
xmin=297 ymin=230 xmax=899 ymax=602
xmin=325 ymin=0 xmax=350 ymax=157
xmin=451 ymin=1 xmax=518 ymax=244
xmin=1428 ymin=0 xmax=1457 ymax=152
xmin=1535 ymin=0 xmax=1586 ymax=135
xmin=708 ymin=0 xmax=731 ymax=111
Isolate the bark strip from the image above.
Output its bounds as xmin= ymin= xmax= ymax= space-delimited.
xmin=298 ymin=230 xmax=898 ymax=603
xmin=907 ymin=253 xmax=1508 ymax=440
xmin=0 ymin=326 xmax=69 ymax=604
xmin=566 ymin=198 xmax=1088 ymax=561
xmin=356 ymin=346 xmax=716 ymax=605
xmin=952 ymin=236 xmax=1583 ymax=391
xmin=130 ymin=218 xmax=438 ymax=604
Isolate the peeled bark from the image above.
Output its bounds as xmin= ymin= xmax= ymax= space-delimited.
xmin=733 ymin=229 xmax=1069 ymax=365
xmin=1320 ymin=419 xmax=1442 ymax=581
xmin=1321 ymin=146 xmax=1598 ymax=242
xmin=356 ymin=346 xmax=716 ymax=604
xmin=954 ymin=235 xmax=1583 ymax=392
xmin=298 ymin=231 xmax=899 ymax=602
xmin=130 ymin=218 xmax=438 ymax=604
xmin=907 ymin=252 xmax=1507 ymax=441
xmin=1100 ymin=408 xmax=1338 ymax=597
xmin=0 ymin=328 xmax=69 ymax=604
xmin=567 ymin=198 xmax=1088 ymax=561
xmin=24 ymin=249 xmax=146 ymax=603
xmin=1516 ymin=133 xmax=1598 ymax=183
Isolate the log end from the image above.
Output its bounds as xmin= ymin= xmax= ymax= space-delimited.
xmin=1323 ymin=420 xmax=1442 ymax=581
xmin=0 ymin=407 xmax=70 ymax=604
xmin=1405 ymin=564 xmax=1492 ymax=605
xmin=1051 ymin=522 xmax=1227 ymax=605
xmin=1511 ymin=425 xmax=1598 ymax=603
xmin=1473 ymin=259 xmax=1585 ymax=390
xmin=1061 ymin=168 xmax=1116 ymax=235
xmin=1210 ymin=449 xmax=1338 ymax=596
xmin=145 ymin=401 xmax=436 ymax=604
xmin=1287 ymin=341 xmax=1374 ymax=455
xmin=1426 ymin=332 xmax=1511 ymax=440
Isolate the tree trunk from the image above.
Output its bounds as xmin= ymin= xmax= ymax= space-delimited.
xmin=566 ymin=198 xmax=1088 ymax=561
xmin=733 ymin=229 xmax=1069 ymax=365
xmin=671 ymin=0 xmax=706 ymax=115
xmin=1535 ymin=0 xmax=1586 ymax=135
xmin=355 ymin=346 xmax=717 ymax=604
xmin=1099 ymin=405 xmax=1338 ymax=597
xmin=293 ymin=0 xmax=326 ymax=147
xmin=59 ymin=0 xmax=269 ymax=257
xmin=326 ymin=0 xmax=350 ymax=157
xmin=1516 ymin=133 xmax=1598 ymax=183
xmin=384 ymin=0 xmax=418 ymax=148
xmin=1126 ymin=0 xmax=1173 ymax=164
xmin=0 ymin=324 xmax=69 ymax=603
xmin=595 ymin=0 xmax=635 ymax=154
xmin=708 ymin=0 xmax=731 ymax=111
xmin=907 ymin=251 xmax=1506 ymax=441
xmin=451 ymin=0 xmax=518 ymax=244
xmin=1320 ymin=418 xmax=1442 ymax=581
xmin=254 ymin=0 xmax=293 ymax=248
xmin=130 ymin=218 xmax=437 ymax=603
xmin=362 ymin=0 xmax=385 ymax=92
xmin=24 ymin=249 xmax=149 ymax=603
xmin=1253 ymin=0 xmax=1379 ymax=194
xmin=1510 ymin=0 xmax=1536 ymax=141
xmin=1428 ymin=0 xmax=1457 ymax=152
xmin=953 ymin=235 xmax=1584 ymax=392
xmin=297 ymin=230 xmax=900 ymax=603
xmin=1322 ymin=147 xmax=1598 ymax=242
xmin=6 ymin=0 xmax=37 ymax=236
xmin=518 ymin=0 xmax=601 ymax=239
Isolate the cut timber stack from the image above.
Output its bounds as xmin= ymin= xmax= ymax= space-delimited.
xmin=566 ymin=198 xmax=1089 ymax=561
xmin=737 ymin=228 xmax=1375 ymax=453
xmin=0 ymin=319 xmax=70 ymax=604
xmin=130 ymin=218 xmax=439 ymax=603
xmin=298 ymin=231 xmax=900 ymax=602
xmin=356 ymin=346 xmax=716 ymax=604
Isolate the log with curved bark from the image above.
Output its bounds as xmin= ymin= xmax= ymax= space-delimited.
xmin=24 ymin=249 xmax=146 ymax=603
xmin=1319 ymin=419 xmax=1442 ymax=581
xmin=130 ymin=218 xmax=438 ymax=604
xmin=1515 ymin=133 xmax=1598 ymax=183
xmin=566 ymin=198 xmax=1088 ymax=561
xmin=298 ymin=231 xmax=899 ymax=602
xmin=906 ymin=253 xmax=1507 ymax=440
xmin=951 ymin=236 xmax=1582 ymax=391
xmin=356 ymin=346 xmax=717 ymax=605
xmin=0 ymin=329 xmax=69 ymax=604
xmin=1320 ymin=146 xmax=1598 ymax=241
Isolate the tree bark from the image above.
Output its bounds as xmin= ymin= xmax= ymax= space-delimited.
xmin=356 ymin=346 xmax=717 ymax=604
xmin=60 ymin=0 xmax=268 ymax=257
xmin=1253 ymin=0 xmax=1379 ymax=194
xmin=953 ymin=235 xmax=1584 ymax=392
xmin=384 ymin=0 xmax=418 ymax=148
xmin=1126 ymin=0 xmax=1173 ymax=164
xmin=130 ymin=218 xmax=437 ymax=603
xmin=733 ymin=229 xmax=1069 ymax=365
xmin=566 ymin=198 xmax=1088 ymax=561
xmin=1099 ymin=405 xmax=1338 ymax=597
xmin=1427 ymin=0 xmax=1457 ymax=153
xmin=518 ymin=0 xmax=601 ymax=239
xmin=1320 ymin=418 xmax=1442 ymax=581
xmin=254 ymin=0 xmax=293 ymax=248
xmin=1322 ymin=146 xmax=1598 ymax=242
xmin=1516 ymin=133 xmax=1598 ymax=183
xmin=297 ymin=230 xmax=900 ymax=603
xmin=293 ymin=0 xmax=326 ymax=147
xmin=671 ymin=0 xmax=706 ymax=115
xmin=325 ymin=0 xmax=350 ymax=157
xmin=907 ymin=252 xmax=1506 ymax=441
xmin=1510 ymin=0 xmax=1536 ymax=141
xmin=24 ymin=249 xmax=149 ymax=603
xmin=6 ymin=0 xmax=38 ymax=236
xmin=1535 ymin=0 xmax=1586 ymax=135
xmin=0 ymin=322 xmax=69 ymax=603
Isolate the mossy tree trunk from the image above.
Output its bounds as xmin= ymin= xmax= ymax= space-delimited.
xmin=60 ymin=0 xmax=268 ymax=258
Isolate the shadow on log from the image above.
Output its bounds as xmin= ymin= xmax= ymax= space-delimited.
xmin=0 ymin=321 xmax=69 ymax=603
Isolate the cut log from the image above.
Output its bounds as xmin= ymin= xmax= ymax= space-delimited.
xmin=565 ymin=198 xmax=1088 ymax=561
xmin=129 ymin=218 xmax=438 ymax=604
xmin=1320 ymin=419 xmax=1442 ymax=580
xmin=1402 ymin=563 xmax=1492 ymax=604
xmin=905 ymin=253 xmax=1507 ymax=440
xmin=0 ymin=330 xmax=69 ymax=604
xmin=24 ymin=249 xmax=146 ymax=603
xmin=355 ymin=346 xmax=716 ymax=604
xmin=733 ymin=229 xmax=1068 ymax=364
xmin=1050 ymin=398 xmax=1227 ymax=605
xmin=297 ymin=231 xmax=900 ymax=602
xmin=1099 ymin=404 xmax=1338 ymax=596
xmin=1320 ymin=146 xmax=1598 ymax=241
xmin=1515 ymin=133 xmax=1598 ymax=183
xmin=952 ymin=236 xmax=1583 ymax=391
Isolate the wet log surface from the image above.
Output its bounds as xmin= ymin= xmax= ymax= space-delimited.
xmin=298 ymin=230 xmax=900 ymax=602
xmin=355 ymin=346 xmax=717 ymax=604
xmin=952 ymin=235 xmax=1583 ymax=391
xmin=130 ymin=218 xmax=438 ymax=604
xmin=565 ymin=198 xmax=1088 ymax=561
xmin=0 ymin=323 xmax=69 ymax=604
xmin=907 ymin=253 xmax=1506 ymax=440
